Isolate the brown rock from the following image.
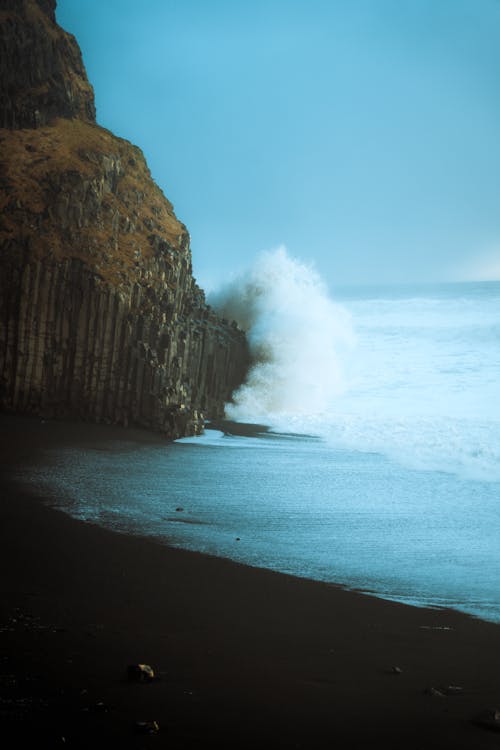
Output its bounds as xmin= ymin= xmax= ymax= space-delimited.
xmin=0 ymin=1 xmax=250 ymax=439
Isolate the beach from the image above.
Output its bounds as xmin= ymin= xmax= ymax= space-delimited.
xmin=1 ymin=419 xmax=500 ymax=748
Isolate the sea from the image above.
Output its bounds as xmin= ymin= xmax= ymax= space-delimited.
xmin=11 ymin=251 xmax=500 ymax=624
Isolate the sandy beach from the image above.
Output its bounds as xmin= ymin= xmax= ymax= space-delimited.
xmin=1 ymin=417 xmax=499 ymax=748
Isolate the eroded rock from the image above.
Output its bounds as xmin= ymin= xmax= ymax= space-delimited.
xmin=0 ymin=1 xmax=249 ymax=438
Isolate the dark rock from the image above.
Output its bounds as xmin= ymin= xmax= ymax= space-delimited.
xmin=471 ymin=708 xmax=500 ymax=732
xmin=134 ymin=720 xmax=160 ymax=734
xmin=0 ymin=1 xmax=250 ymax=439
xmin=424 ymin=687 xmax=445 ymax=698
xmin=127 ymin=664 xmax=155 ymax=682
xmin=425 ymin=684 xmax=464 ymax=697
xmin=441 ymin=685 xmax=464 ymax=696
xmin=0 ymin=0 xmax=95 ymax=128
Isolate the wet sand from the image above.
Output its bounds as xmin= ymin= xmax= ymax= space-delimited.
xmin=0 ymin=416 xmax=499 ymax=748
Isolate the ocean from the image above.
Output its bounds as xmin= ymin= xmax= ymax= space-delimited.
xmin=12 ymin=262 xmax=500 ymax=624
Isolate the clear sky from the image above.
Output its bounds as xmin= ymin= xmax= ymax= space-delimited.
xmin=56 ymin=0 xmax=500 ymax=290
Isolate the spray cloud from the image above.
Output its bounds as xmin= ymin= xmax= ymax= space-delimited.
xmin=210 ymin=247 xmax=354 ymax=419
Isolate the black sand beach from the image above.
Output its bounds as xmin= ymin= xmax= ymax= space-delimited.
xmin=1 ymin=416 xmax=499 ymax=748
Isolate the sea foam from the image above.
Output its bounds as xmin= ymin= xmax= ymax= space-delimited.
xmin=211 ymin=246 xmax=354 ymax=416
xmin=211 ymin=251 xmax=500 ymax=482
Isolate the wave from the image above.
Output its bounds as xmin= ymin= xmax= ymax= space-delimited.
xmin=210 ymin=252 xmax=500 ymax=482
xmin=274 ymin=412 xmax=500 ymax=483
xmin=210 ymin=246 xmax=354 ymax=415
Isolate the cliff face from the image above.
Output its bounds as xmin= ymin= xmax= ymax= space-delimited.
xmin=0 ymin=0 xmax=95 ymax=128
xmin=0 ymin=0 xmax=249 ymax=437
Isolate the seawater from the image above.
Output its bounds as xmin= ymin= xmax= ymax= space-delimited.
xmin=14 ymin=276 xmax=500 ymax=624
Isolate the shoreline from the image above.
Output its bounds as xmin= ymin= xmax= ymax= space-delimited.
xmin=1 ymin=416 xmax=500 ymax=747
xmin=2 ymin=412 xmax=499 ymax=628
xmin=205 ymin=418 xmax=271 ymax=437
xmin=1 ymin=485 xmax=500 ymax=749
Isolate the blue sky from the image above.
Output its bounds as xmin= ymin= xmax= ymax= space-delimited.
xmin=57 ymin=0 xmax=500 ymax=289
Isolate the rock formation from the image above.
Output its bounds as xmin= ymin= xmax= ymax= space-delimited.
xmin=0 ymin=0 xmax=249 ymax=437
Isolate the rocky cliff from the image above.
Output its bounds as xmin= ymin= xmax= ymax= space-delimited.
xmin=0 ymin=0 xmax=249 ymax=437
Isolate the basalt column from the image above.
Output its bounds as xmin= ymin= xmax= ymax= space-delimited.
xmin=0 ymin=0 xmax=249 ymax=437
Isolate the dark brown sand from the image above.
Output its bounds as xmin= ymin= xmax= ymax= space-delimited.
xmin=0 ymin=417 xmax=499 ymax=748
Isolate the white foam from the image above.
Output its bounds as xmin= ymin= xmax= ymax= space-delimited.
xmin=268 ymin=412 xmax=500 ymax=483
xmin=211 ymin=246 xmax=354 ymax=416
xmin=211 ymin=257 xmax=500 ymax=483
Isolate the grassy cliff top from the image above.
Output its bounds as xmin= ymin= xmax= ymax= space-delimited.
xmin=0 ymin=117 xmax=189 ymax=287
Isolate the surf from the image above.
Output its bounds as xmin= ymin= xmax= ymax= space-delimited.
xmin=211 ymin=250 xmax=500 ymax=482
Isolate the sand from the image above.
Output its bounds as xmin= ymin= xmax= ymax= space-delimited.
xmin=0 ymin=416 xmax=499 ymax=748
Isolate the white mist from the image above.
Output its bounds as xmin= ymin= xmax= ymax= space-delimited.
xmin=210 ymin=246 xmax=354 ymax=416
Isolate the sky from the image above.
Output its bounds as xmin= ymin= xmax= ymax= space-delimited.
xmin=56 ymin=0 xmax=500 ymax=290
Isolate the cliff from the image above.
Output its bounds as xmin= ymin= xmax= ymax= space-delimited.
xmin=0 ymin=0 xmax=249 ymax=437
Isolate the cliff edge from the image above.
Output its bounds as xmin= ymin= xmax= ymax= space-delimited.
xmin=0 ymin=0 xmax=249 ymax=437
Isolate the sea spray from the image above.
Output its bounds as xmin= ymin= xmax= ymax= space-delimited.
xmin=212 ymin=267 xmax=500 ymax=481
xmin=210 ymin=247 xmax=355 ymax=416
